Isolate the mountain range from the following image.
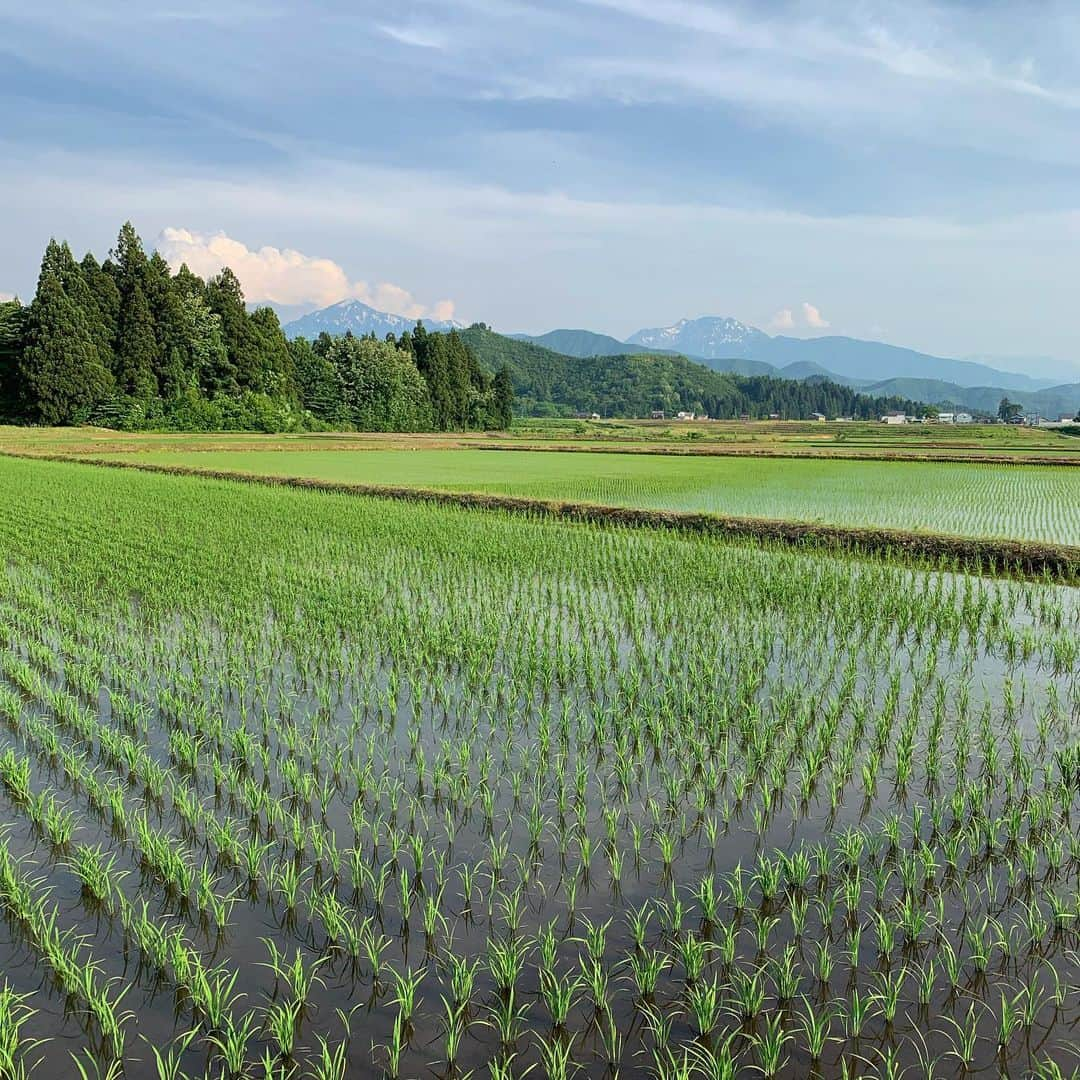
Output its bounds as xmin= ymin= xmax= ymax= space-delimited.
xmin=547 ymin=316 xmax=1060 ymax=392
xmin=283 ymin=303 xmax=1080 ymax=418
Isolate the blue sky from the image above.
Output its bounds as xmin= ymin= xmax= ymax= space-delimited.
xmin=2 ymin=1 xmax=1079 ymax=375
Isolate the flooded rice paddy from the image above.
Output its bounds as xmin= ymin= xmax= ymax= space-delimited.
xmin=0 ymin=456 xmax=1076 ymax=1079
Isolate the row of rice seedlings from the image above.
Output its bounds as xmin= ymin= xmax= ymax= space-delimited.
xmin=0 ymin=833 xmax=132 ymax=1062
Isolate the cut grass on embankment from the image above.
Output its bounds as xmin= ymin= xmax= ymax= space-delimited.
xmin=77 ymin=446 xmax=1080 ymax=547
xmin=7 ymin=450 xmax=1079 ymax=584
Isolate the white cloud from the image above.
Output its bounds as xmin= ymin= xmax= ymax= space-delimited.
xmin=771 ymin=303 xmax=830 ymax=331
xmin=582 ymin=0 xmax=1080 ymax=108
xmin=801 ymin=302 xmax=830 ymax=329
xmin=379 ymin=23 xmax=446 ymax=50
xmin=0 ymin=292 xmax=14 ymax=303
xmin=471 ymin=1 xmax=1080 ymax=176
xmin=155 ymin=227 xmax=455 ymax=319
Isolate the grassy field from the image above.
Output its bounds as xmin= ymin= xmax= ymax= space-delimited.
xmin=511 ymin=417 xmax=1080 ymax=458
xmin=0 ymin=455 xmax=1076 ymax=1078
xmin=1 ymin=419 xmax=1078 ymax=462
xmin=73 ymin=446 xmax=1080 ymax=545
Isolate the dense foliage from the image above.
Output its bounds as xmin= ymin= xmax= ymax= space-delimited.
xmin=292 ymin=325 xmax=512 ymax=432
xmin=1 ymin=225 xmax=512 ymax=433
xmin=461 ymin=326 xmax=927 ymax=420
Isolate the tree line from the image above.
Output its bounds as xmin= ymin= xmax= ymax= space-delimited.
xmin=460 ymin=326 xmax=927 ymax=421
xmin=0 ymin=223 xmax=512 ymax=432
xmin=293 ymin=326 xmax=512 ymax=432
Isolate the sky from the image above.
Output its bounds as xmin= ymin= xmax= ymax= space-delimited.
xmin=2 ymin=1 xmax=1079 ymax=377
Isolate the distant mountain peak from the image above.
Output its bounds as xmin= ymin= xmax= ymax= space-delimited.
xmin=283 ymin=299 xmax=462 ymax=340
xmin=627 ymin=315 xmax=769 ymax=356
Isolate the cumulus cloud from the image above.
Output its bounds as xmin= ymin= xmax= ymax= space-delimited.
xmin=771 ymin=303 xmax=830 ymax=331
xmin=801 ymin=301 xmax=830 ymax=328
xmin=155 ymin=228 xmax=455 ymax=320
xmin=0 ymin=292 xmax=15 ymax=303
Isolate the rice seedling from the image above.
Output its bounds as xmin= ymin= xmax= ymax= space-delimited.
xmin=750 ymin=1013 xmax=792 ymax=1078
xmin=0 ymin=984 xmax=47 ymax=1080
xmin=263 ymin=996 xmax=302 ymax=1061
xmin=389 ymin=967 xmax=424 ymax=1026
xmin=483 ymin=987 xmax=530 ymax=1049
xmin=207 ymin=1009 xmax=259 ymax=1079
xmin=142 ymin=1029 xmax=197 ymax=1080
xmin=536 ymin=1030 xmax=577 ymax=1080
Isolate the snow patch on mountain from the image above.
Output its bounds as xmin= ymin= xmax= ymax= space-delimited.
xmin=627 ymin=316 xmax=769 ymax=357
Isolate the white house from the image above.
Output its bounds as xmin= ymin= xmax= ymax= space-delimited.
xmin=881 ymin=412 xmax=907 ymax=425
xmin=954 ymin=412 xmax=973 ymax=424
xmin=936 ymin=412 xmax=955 ymax=424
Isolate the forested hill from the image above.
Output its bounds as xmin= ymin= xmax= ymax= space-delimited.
xmin=0 ymin=224 xmax=512 ymax=433
xmin=459 ymin=326 xmax=926 ymax=420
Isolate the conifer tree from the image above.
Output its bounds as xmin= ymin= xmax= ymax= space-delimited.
xmin=0 ymin=300 xmax=26 ymax=418
xmin=412 ymin=323 xmax=453 ymax=429
xmin=493 ymin=365 xmax=514 ymax=429
xmin=108 ymin=222 xmax=160 ymax=400
xmin=206 ymin=268 xmax=256 ymax=390
xmin=443 ymin=330 xmax=472 ymax=428
xmin=111 ymin=221 xmax=151 ymax=295
xmin=36 ymin=241 xmax=113 ymax=367
xmin=19 ymin=274 xmax=112 ymax=424
xmin=174 ymin=263 xmax=207 ymax=303
xmin=145 ymin=252 xmax=189 ymax=393
xmin=290 ymin=337 xmax=343 ymax=422
xmin=114 ymin=281 xmax=159 ymax=400
xmin=80 ymin=252 xmax=121 ymax=370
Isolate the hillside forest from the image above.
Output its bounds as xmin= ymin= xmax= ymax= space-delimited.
xmin=460 ymin=327 xmax=928 ymax=421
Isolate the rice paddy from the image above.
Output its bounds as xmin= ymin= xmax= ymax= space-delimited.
xmin=0 ymin=454 xmax=1077 ymax=1079
xmin=89 ymin=448 xmax=1080 ymax=545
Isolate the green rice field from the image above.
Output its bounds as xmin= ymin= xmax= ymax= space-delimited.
xmin=0 ymin=455 xmax=1077 ymax=1078
xmin=97 ymin=448 xmax=1080 ymax=545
